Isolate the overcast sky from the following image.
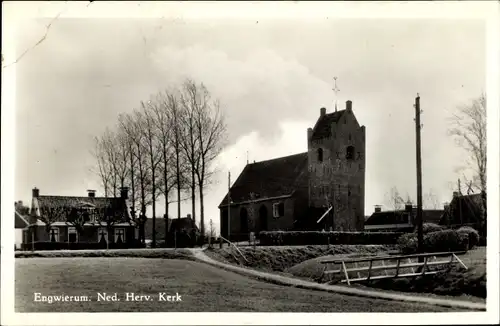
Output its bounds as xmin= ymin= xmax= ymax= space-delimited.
xmin=13 ymin=12 xmax=485 ymax=231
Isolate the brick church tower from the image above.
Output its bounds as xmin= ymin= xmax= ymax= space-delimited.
xmin=307 ymin=100 xmax=366 ymax=231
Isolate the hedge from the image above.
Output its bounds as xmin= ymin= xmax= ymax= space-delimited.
xmin=21 ymin=241 xmax=145 ymax=251
xmin=259 ymin=231 xmax=404 ymax=246
xmin=397 ymin=229 xmax=469 ymax=254
xmin=421 ymin=223 xmax=445 ymax=234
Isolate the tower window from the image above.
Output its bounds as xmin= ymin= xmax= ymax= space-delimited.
xmin=317 ymin=148 xmax=323 ymax=162
xmin=349 ymin=134 xmax=352 ymax=141
xmin=346 ymin=146 xmax=355 ymax=160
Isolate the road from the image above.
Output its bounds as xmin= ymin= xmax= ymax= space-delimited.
xmin=15 ymin=257 xmax=457 ymax=312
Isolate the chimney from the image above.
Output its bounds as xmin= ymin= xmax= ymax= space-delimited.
xmin=453 ymin=191 xmax=459 ymax=198
xmin=405 ymin=203 xmax=413 ymax=212
xmin=32 ymin=187 xmax=39 ymax=198
xmin=120 ymin=186 xmax=129 ymax=200
xmin=374 ymin=205 xmax=382 ymax=213
xmin=187 ymin=213 xmax=192 ymax=220
xmin=443 ymin=202 xmax=450 ymax=210
xmin=307 ymin=127 xmax=313 ymax=141
xmin=320 ymin=107 xmax=326 ymax=117
xmin=346 ymin=100 xmax=352 ymax=111
xmin=87 ymin=189 xmax=96 ymax=198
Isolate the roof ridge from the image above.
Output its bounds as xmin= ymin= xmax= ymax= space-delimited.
xmin=38 ymin=195 xmax=121 ymax=199
xmin=251 ymin=151 xmax=307 ymax=165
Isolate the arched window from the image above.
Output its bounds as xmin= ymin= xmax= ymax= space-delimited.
xmin=317 ymin=148 xmax=324 ymax=162
xmin=346 ymin=146 xmax=355 ymax=160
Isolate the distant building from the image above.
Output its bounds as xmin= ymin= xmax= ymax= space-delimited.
xmin=15 ymin=202 xmax=30 ymax=249
xmin=440 ymin=192 xmax=485 ymax=233
xmin=219 ymin=101 xmax=366 ymax=241
xmin=364 ymin=203 xmax=444 ymax=232
xmin=22 ymin=187 xmax=138 ymax=249
xmin=144 ymin=214 xmax=200 ymax=247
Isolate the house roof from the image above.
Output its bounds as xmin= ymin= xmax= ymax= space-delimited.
xmin=311 ymin=110 xmax=345 ymax=141
xmin=15 ymin=211 xmax=29 ymax=228
xmin=33 ymin=195 xmax=130 ymax=223
xmin=365 ymin=211 xmax=411 ymax=225
xmin=365 ymin=209 xmax=444 ymax=226
xmin=440 ymin=193 xmax=484 ymax=225
xmin=170 ymin=217 xmax=199 ymax=232
xmin=219 ymin=152 xmax=309 ymax=207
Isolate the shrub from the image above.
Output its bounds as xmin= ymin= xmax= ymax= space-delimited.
xmin=397 ymin=229 xmax=469 ymax=254
xmin=259 ymin=231 xmax=403 ymax=246
xmin=422 ymin=223 xmax=445 ymax=234
xmin=457 ymin=226 xmax=480 ymax=249
xmin=397 ymin=233 xmax=418 ymax=254
xmin=424 ymin=229 xmax=469 ymax=253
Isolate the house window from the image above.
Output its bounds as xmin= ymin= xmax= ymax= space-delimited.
xmin=317 ymin=148 xmax=323 ymax=162
xmin=273 ymin=202 xmax=285 ymax=218
xmin=49 ymin=227 xmax=59 ymax=242
xmin=346 ymin=146 xmax=355 ymax=160
xmin=98 ymin=228 xmax=108 ymax=244
xmin=68 ymin=227 xmax=78 ymax=243
xmin=114 ymin=228 xmax=125 ymax=244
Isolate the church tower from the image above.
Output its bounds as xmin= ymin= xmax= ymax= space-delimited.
xmin=307 ymin=100 xmax=366 ymax=231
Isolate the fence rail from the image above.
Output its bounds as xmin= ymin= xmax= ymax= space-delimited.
xmin=320 ymin=251 xmax=468 ymax=285
xmin=219 ymin=236 xmax=248 ymax=263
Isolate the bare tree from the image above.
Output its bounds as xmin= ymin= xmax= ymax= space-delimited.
xmin=101 ymin=128 xmax=120 ymax=197
xmin=384 ymin=186 xmax=406 ymax=211
xmin=149 ymin=92 xmax=180 ymax=245
xmin=91 ymin=135 xmax=113 ymax=197
xmin=423 ymin=189 xmax=440 ymax=209
xmin=449 ymin=94 xmax=487 ymax=228
xmin=449 ymin=94 xmax=487 ymax=193
xmin=178 ymin=79 xmax=202 ymax=226
xmin=119 ymin=111 xmax=151 ymax=244
xmin=141 ymin=101 xmax=163 ymax=248
xmin=37 ymin=206 xmax=66 ymax=238
xmin=164 ymin=89 xmax=188 ymax=220
xmin=192 ymin=81 xmax=227 ymax=239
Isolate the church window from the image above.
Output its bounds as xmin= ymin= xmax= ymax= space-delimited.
xmin=273 ymin=202 xmax=285 ymax=218
xmin=317 ymin=148 xmax=323 ymax=162
xmin=346 ymin=146 xmax=355 ymax=160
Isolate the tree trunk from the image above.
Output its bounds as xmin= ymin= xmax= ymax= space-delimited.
xmin=152 ymin=171 xmax=156 ymax=248
xmin=198 ymin=181 xmax=205 ymax=244
xmin=164 ymin=202 xmax=169 ymax=247
xmin=129 ymin=142 xmax=135 ymax=220
xmin=191 ymin=169 xmax=196 ymax=225
xmin=176 ymin=141 xmax=181 ymax=220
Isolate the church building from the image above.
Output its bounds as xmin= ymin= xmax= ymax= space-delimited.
xmin=219 ymin=100 xmax=366 ymax=241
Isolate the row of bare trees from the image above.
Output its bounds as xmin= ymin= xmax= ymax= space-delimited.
xmin=92 ymin=79 xmax=227 ymax=247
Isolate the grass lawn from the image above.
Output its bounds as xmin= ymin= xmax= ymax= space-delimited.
xmin=15 ymin=257 xmax=459 ymax=312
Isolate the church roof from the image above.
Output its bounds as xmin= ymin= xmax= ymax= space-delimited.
xmin=311 ymin=110 xmax=345 ymax=141
xmin=219 ymin=152 xmax=309 ymax=207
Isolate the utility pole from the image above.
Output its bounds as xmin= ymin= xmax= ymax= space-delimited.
xmin=227 ymin=171 xmax=231 ymax=242
xmin=415 ymin=94 xmax=424 ymax=256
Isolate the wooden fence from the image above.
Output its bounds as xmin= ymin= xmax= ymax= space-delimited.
xmin=319 ymin=251 xmax=468 ymax=285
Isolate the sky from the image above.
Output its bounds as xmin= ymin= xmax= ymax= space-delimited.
xmin=12 ymin=11 xmax=486 ymax=233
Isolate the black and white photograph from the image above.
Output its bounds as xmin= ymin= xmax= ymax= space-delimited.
xmin=1 ymin=1 xmax=499 ymax=325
